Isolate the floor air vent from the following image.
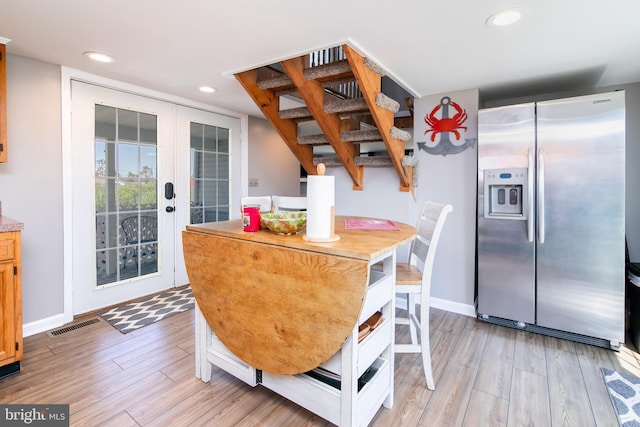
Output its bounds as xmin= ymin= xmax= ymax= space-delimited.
xmin=47 ymin=317 xmax=102 ymax=337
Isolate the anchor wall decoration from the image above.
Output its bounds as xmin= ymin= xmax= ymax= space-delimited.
xmin=417 ymin=96 xmax=476 ymax=156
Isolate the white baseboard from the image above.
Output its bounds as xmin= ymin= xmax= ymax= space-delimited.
xmin=395 ymin=295 xmax=476 ymax=318
xmin=23 ymin=314 xmax=65 ymax=337
xmin=431 ymin=296 xmax=476 ymax=317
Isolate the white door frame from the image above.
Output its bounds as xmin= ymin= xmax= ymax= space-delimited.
xmin=61 ymin=67 xmax=249 ymax=323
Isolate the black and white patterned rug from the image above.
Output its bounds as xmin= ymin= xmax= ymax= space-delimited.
xmin=602 ymin=367 xmax=640 ymax=426
xmin=100 ymin=287 xmax=194 ymax=334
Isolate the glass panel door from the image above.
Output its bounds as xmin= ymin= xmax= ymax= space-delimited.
xmin=189 ymin=122 xmax=230 ymax=224
xmin=71 ymin=83 xmax=243 ymax=315
xmin=71 ymin=81 xmax=175 ymax=314
xmin=94 ymin=105 xmax=159 ymax=285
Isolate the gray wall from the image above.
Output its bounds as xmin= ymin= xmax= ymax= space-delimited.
xmin=413 ymin=89 xmax=479 ymax=312
xmin=0 ymin=55 xmax=64 ymax=325
xmin=247 ymin=116 xmax=301 ymax=198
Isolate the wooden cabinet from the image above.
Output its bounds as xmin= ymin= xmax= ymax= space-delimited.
xmin=0 ymin=42 xmax=7 ymax=163
xmin=184 ymin=217 xmax=415 ymax=426
xmin=0 ymin=231 xmax=22 ymax=378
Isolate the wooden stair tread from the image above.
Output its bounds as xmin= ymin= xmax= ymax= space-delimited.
xmin=280 ymin=93 xmax=401 ymax=122
xmin=313 ymin=156 xmax=396 ymax=167
xmin=259 ymin=59 xmax=384 ymax=92
xmin=344 ymin=126 xmax=410 ymax=142
xmin=341 ymin=128 xmax=384 ymax=143
xmin=258 ymin=60 xmax=354 ymax=92
xmin=278 ymin=106 xmax=312 ymax=120
xmin=298 ymin=127 xmax=411 ymax=146
xmin=275 ymin=76 xmax=359 ymax=98
xmin=323 ymin=156 xmax=415 ymax=170
xmin=297 ymin=134 xmax=333 ymax=146
xmin=324 ymin=97 xmax=369 ymax=114
xmin=304 ymin=59 xmax=353 ymax=82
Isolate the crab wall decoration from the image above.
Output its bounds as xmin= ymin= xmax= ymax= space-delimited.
xmin=424 ymin=96 xmax=468 ymax=142
xmin=417 ymin=96 xmax=476 ymax=156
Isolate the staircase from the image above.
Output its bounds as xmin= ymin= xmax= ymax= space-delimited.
xmin=235 ymin=44 xmax=414 ymax=192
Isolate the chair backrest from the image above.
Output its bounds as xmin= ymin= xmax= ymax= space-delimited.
xmin=272 ymin=196 xmax=307 ymax=212
xmin=409 ymin=201 xmax=453 ymax=293
xmin=241 ymin=196 xmax=272 ymax=213
xmin=121 ymin=215 xmax=157 ymax=245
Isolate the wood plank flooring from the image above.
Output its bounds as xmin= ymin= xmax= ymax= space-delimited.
xmin=1 ymin=306 xmax=638 ymax=426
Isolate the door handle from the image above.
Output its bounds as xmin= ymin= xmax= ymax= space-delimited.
xmin=527 ymin=148 xmax=534 ymax=242
xmin=538 ymin=148 xmax=545 ymax=244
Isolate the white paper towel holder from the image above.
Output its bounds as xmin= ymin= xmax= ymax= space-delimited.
xmin=303 ymin=163 xmax=340 ymax=243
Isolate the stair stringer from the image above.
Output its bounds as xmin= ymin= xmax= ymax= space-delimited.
xmin=343 ymin=45 xmax=412 ymax=192
xmin=281 ymin=56 xmax=364 ymax=190
xmin=235 ymin=68 xmax=316 ymax=175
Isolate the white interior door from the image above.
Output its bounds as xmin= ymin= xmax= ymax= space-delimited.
xmin=71 ymin=81 xmax=176 ymax=314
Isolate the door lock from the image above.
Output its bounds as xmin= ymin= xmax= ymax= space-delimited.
xmin=166 ymin=206 xmax=175 ymax=213
xmin=164 ymin=182 xmax=175 ymax=200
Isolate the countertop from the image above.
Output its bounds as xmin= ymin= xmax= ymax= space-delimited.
xmin=0 ymin=202 xmax=24 ymax=232
xmin=0 ymin=216 xmax=24 ymax=232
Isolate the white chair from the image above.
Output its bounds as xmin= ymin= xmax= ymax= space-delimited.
xmin=272 ymin=196 xmax=307 ymax=212
xmin=395 ymin=201 xmax=453 ymax=390
xmin=241 ymin=196 xmax=272 ymax=213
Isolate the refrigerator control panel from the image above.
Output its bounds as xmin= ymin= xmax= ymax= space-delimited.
xmin=484 ymin=168 xmax=527 ymax=219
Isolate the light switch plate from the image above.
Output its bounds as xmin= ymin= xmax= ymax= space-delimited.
xmin=249 ymin=178 xmax=259 ymax=187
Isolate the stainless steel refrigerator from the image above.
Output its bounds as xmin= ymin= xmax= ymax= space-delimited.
xmin=476 ymin=91 xmax=626 ymax=349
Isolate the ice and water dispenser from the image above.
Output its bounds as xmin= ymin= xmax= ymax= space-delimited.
xmin=484 ymin=168 xmax=528 ymax=219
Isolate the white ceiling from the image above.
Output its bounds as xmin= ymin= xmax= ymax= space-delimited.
xmin=1 ymin=0 xmax=640 ymax=117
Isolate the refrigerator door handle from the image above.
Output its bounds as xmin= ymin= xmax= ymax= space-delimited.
xmin=538 ymin=147 xmax=545 ymax=244
xmin=527 ymin=148 xmax=534 ymax=242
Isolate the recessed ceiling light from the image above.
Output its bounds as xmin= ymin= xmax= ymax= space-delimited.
xmin=487 ymin=8 xmax=526 ymax=27
xmin=199 ymin=86 xmax=217 ymax=93
xmin=84 ymin=51 xmax=115 ymax=63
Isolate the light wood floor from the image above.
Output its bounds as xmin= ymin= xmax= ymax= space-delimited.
xmin=2 ymin=306 xmax=639 ymax=426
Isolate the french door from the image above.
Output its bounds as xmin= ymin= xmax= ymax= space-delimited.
xmin=174 ymin=105 xmax=242 ymax=286
xmin=70 ymin=81 xmax=241 ymax=314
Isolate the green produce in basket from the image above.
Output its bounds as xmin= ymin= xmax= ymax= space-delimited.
xmin=260 ymin=212 xmax=307 ymax=235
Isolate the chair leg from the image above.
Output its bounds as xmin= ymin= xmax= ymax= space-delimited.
xmin=408 ymin=293 xmax=418 ymax=345
xmin=420 ymin=299 xmax=435 ymax=390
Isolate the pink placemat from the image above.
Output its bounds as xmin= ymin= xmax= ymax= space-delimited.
xmin=344 ymin=218 xmax=400 ymax=231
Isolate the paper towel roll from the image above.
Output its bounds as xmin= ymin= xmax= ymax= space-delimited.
xmin=304 ymin=175 xmax=340 ymax=242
